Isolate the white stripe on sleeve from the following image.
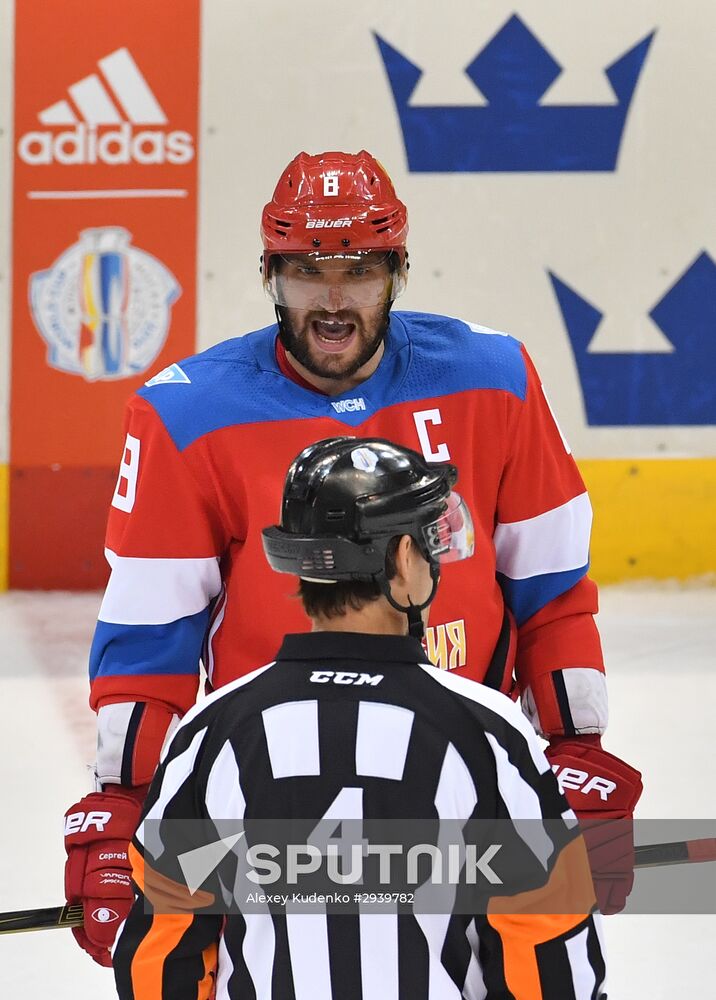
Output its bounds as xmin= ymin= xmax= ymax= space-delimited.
xmin=434 ymin=741 xmax=478 ymax=820
xmin=414 ymin=913 xmax=462 ymax=999
xmin=215 ymin=934 xmax=235 ymax=1000
xmin=161 ymin=662 xmax=275 ymax=763
xmin=566 ymin=925 xmax=597 ymax=999
xmin=485 ymin=732 xmax=554 ymax=869
xmin=593 ymin=913 xmax=608 ymax=996
xmin=463 ymin=919 xmax=488 ymax=1000
xmin=205 ymin=740 xmax=246 ymax=820
xmin=137 ymin=727 xmax=208 ymax=856
xmin=99 ymin=548 xmax=222 ymax=625
xmin=242 ymin=913 xmax=277 ymax=1000
xmin=494 ymin=492 xmax=592 ymax=580
xmin=205 ymin=741 xmax=277 ymax=996
xmin=418 ymin=663 xmax=551 ymax=775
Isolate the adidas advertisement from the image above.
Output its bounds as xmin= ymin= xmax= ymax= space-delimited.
xmin=9 ymin=0 xmax=201 ymax=587
xmin=17 ymin=47 xmax=195 ymax=167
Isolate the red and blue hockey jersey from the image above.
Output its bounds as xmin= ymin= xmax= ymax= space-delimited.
xmin=89 ymin=311 xmax=606 ymax=787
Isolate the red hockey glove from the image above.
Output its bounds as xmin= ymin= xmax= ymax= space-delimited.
xmin=545 ymin=736 xmax=642 ymax=915
xmin=64 ymin=788 xmax=145 ymax=966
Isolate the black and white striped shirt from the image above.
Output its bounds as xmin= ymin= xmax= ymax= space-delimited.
xmin=114 ymin=632 xmax=606 ymax=999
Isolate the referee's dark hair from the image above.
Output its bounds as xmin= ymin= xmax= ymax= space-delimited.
xmin=262 ymin=436 xmax=473 ymax=638
xmin=298 ymin=536 xmax=401 ymax=619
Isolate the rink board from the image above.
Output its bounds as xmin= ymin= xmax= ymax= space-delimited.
xmin=1 ymin=1 xmax=715 ymax=588
xmin=0 ymin=457 xmax=714 ymax=591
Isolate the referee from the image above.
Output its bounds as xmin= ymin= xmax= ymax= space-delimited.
xmin=114 ymin=437 xmax=606 ymax=1000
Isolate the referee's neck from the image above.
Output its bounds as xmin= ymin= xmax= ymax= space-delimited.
xmin=310 ymin=602 xmax=409 ymax=637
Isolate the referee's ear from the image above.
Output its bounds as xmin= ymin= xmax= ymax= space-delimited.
xmin=391 ymin=534 xmax=414 ymax=587
xmin=390 ymin=534 xmax=431 ymax=607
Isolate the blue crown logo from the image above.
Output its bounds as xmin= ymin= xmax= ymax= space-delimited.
xmin=374 ymin=16 xmax=654 ymax=172
xmin=550 ymin=253 xmax=716 ymax=426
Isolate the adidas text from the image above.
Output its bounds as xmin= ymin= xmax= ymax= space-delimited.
xmin=18 ymin=123 xmax=194 ymax=166
xmin=331 ymin=398 xmax=366 ymax=414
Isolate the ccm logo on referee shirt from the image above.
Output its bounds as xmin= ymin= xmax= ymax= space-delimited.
xmin=65 ymin=811 xmax=113 ymax=835
xmin=309 ymin=670 xmax=384 ymax=686
xmin=551 ymin=766 xmax=617 ymax=801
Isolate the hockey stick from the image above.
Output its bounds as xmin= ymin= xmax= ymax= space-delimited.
xmin=633 ymin=837 xmax=716 ymax=869
xmin=0 ymin=902 xmax=83 ymax=934
xmin=2 ymin=838 xmax=714 ymax=933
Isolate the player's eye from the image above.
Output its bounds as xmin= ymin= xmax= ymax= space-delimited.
xmin=297 ymin=265 xmax=321 ymax=276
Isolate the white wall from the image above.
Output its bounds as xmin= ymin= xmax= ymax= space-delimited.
xmin=2 ymin=1 xmax=715 ymax=464
xmin=198 ymin=0 xmax=716 ymax=458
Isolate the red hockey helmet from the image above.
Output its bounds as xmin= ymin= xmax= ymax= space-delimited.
xmin=261 ymin=151 xmax=409 ymax=308
xmin=262 ymin=150 xmax=408 ymax=257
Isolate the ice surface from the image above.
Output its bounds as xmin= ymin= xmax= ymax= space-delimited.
xmin=0 ymin=585 xmax=713 ymax=998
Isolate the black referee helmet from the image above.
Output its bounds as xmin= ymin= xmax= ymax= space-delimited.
xmin=262 ymin=437 xmax=474 ymax=635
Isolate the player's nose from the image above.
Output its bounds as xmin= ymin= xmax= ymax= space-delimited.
xmin=317 ymin=282 xmax=349 ymax=312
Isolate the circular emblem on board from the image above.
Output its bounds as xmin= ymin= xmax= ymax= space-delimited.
xmin=29 ymin=226 xmax=181 ymax=381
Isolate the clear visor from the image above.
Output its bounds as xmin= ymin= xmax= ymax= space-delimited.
xmin=422 ymin=492 xmax=475 ymax=565
xmin=264 ymin=250 xmax=407 ymax=310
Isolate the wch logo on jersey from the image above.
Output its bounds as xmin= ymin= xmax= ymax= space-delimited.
xmin=29 ymin=227 xmax=180 ymax=381
xmin=17 ymin=47 xmax=194 ymax=166
xmin=375 ymin=15 xmax=654 ymax=172
xmin=332 ymin=397 xmax=367 ymax=415
xmin=550 ymin=252 xmax=716 ymax=426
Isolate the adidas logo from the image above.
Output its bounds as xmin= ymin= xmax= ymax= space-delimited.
xmin=18 ymin=47 xmax=194 ymax=166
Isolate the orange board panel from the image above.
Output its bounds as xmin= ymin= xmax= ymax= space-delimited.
xmin=10 ymin=0 xmax=201 ymax=584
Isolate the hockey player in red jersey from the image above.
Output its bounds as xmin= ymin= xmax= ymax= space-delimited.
xmin=63 ymin=150 xmax=642 ymax=965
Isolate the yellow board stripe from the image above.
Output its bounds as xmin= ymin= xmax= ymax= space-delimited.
xmin=578 ymin=458 xmax=716 ymax=584
xmin=0 ymin=460 xmax=713 ymax=590
xmin=0 ymin=464 xmax=8 ymax=592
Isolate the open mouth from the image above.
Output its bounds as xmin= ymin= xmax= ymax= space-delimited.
xmin=311 ymin=319 xmax=357 ymax=354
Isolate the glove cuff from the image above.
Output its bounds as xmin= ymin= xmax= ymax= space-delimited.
xmin=549 ymin=734 xmax=602 ymax=751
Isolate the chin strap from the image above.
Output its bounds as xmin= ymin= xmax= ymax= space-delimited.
xmin=406 ymin=602 xmax=425 ymax=639
xmin=377 ymin=563 xmax=440 ymax=641
xmin=275 ymin=304 xmax=290 ymax=346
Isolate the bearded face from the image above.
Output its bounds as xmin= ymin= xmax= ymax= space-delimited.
xmin=268 ymin=252 xmax=397 ymax=380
